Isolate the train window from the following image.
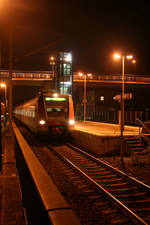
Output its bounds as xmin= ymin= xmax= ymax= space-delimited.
xmin=44 ymin=96 xmax=68 ymax=117
xmin=45 ymin=100 xmax=67 ymax=108
xmin=47 ymin=108 xmax=63 ymax=112
xmin=32 ymin=111 xmax=35 ymax=117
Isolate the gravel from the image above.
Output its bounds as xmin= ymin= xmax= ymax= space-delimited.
xmin=100 ymin=149 xmax=150 ymax=186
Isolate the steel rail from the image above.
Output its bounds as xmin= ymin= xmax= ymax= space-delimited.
xmin=49 ymin=145 xmax=148 ymax=225
xmin=68 ymin=143 xmax=150 ymax=192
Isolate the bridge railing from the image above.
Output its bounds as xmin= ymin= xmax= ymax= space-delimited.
xmin=0 ymin=70 xmax=52 ymax=79
xmin=1 ymin=70 xmax=150 ymax=82
xmin=73 ymin=73 xmax=150 ymax=82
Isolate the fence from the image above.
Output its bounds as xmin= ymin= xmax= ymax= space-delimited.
xmin=75 ymin=109 xmax=148 ymax=126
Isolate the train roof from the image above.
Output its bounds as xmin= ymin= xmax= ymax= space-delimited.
xmin=14 ymin=97 xmax=38 ymax=109
xmin=14 ymin=92 xmax=72 ymax=110
xmin=39 ymin=91 xmax=71 ymax=97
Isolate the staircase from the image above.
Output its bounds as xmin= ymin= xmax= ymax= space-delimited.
xmin=124 ymin=119 xmax=150 ymax=164
xmin=124 ymin=136 xmax=148 ymax=157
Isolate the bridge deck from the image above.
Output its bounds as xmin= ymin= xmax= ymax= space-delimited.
xmin=1 ymin=70 xmax=150 ymax=84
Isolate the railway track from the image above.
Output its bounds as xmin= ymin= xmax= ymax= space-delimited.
xmin=47 ymin=143 xmax=150 ymax=225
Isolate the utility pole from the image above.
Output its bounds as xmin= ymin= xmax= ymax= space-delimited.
xmin=0 ymin=93 xmax=2 ymax=171
xmin=56 ymin=53 xmax=60 ymax=92
xmin=8 ymin=26 xmax=13 ymax=127
xmin=83 ymin=74 xmax=87 ymax=121
xmin=120 ymin=56 xmax=125 ymax=161
xmin=0 ymin=45 xmax=2 ymax=69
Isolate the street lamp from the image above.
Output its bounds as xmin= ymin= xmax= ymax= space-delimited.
xmin=0 ymin=82 xmax=7 ymax=170
xmin=132 ymin=59 xmax=136 ymax=64
xmin=114 ymin=53 xmax=134 ymax=160
xmin=78 ymin=72 xmax=92 ymax=121
xmin=0 ymin=82 xmax=7 ymax=126
xmin=49 ymin=56 xmax=55 ymax=77
xmin=0 ymin=82 xmax=7 ymax=109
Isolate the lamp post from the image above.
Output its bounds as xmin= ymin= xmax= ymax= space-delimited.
xmin=121 ymin=56 xmax=125 ymax=136
xmin=9 ymin=25 xmax=13 ymax=126
xmin=114 ymin=53 xmax=134 ymax=160
xmin=0 ymin=82 xmax=7 ymax=109
xmin=78 ymin=72 xmax=92 ymax=121
xmin=49 ymin=56 xmax=55 ymax=77
xmin=0 ymin=82 xmax=7 ymax=126
xmin=0 ymin=100 xmax=1 ymax=170
xmin=84 ymin=73 xmax=86 ymax=121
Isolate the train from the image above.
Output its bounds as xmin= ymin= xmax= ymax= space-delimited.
xmin=13 ymin=91 xmax=75 ymax=137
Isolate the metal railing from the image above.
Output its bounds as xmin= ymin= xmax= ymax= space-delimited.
xmin=73 ymin=73 xmax=150 ymax=83
xmin=136 ymin=118 xmax=150 ymax=146
xmin=136 ymin=118 xmax=150 ymax=135
xmin=75 ymin=108 xmax=147 ymax=126
xmin=1 ymin=70 xmax=150 ymax=82
xmin=0 ymin=70 xmax=52 ymax=79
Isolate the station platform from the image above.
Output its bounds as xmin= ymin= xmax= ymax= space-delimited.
xmin=73 ymin=121 xmax=141 ymax=156
xmin=0 ymin=125 xmax=26 ymax=225
xmin=75 ymin=121 xmax=140 ymax=136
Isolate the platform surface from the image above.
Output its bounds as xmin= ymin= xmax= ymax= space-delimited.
xmin=0 ymin=125 xmax=26 ymax=225
xmin=75 ymin=121 xmax=140 ymax=136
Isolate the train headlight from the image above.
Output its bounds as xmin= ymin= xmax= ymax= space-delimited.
xmin=39 ymin=120 xmax=46 ymax=125
xmin=53 ymin=93 xmax=58 ymax=97
xmin=69 ymin=120 xmax=75 ymax=125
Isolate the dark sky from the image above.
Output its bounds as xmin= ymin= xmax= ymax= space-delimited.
xmin=0 ymin=0 xmax=150 ymax=74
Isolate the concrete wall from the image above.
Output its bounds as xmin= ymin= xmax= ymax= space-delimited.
xmin=73 ymin=130 xmax=120 ymax=156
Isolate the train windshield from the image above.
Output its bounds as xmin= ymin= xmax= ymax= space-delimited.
xmin=44 ymin=97 xmax=68 ymax=117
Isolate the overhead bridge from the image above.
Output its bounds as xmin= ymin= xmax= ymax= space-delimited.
xmin=0 ymin=70 xmax=53 ymax=80
xmin=1 ymin=70 xmax=150 ymax=121
xmin=73 ymin=73 xmax=150 ymax=85
xmin=0 ymin=70 xmax=150 ymax=85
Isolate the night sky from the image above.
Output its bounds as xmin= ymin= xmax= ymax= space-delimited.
xmin=0 ymin=0 xmax=150 ymax=75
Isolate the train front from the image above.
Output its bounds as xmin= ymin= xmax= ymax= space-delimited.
xmin=39 ymin=92 xmax=75 ymax=136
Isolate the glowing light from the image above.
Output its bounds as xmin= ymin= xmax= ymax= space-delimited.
xmin=114 ymin=54 xmax=134 ymax=60
xmin=132 ymin=60 xmax=136 ymax=63
xmin=50 ymin=56 xmax=55 ymax=61
xmin=45 ymin=97 xmax=66 ymax=101
xmin=53 ymin=93 xmax=58 ymax=97
xmin=39 ymin=120 xmax=46 ymax=125
xmin=114 ymin=53 xmax=121 ymax=59
xmin=100 ymin=96 xmax=104 ymax=101
xmin=60 ymin=82 xmax=71 ymax=86
xmin=64 ymin=53 xmax=72 ymax=62
xmin=126 ymin=55 xmax=133 ymax=59
xmin=69 ymin=120 xmax=75 ymax=125
xmin=78 ymin=72 xmax=83 ymax=77
xmin=0 ymin=82 xmax=6 ymax=88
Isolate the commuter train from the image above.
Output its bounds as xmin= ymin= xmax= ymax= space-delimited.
xmin=14 ymin=91 xmax=75 ymax=137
